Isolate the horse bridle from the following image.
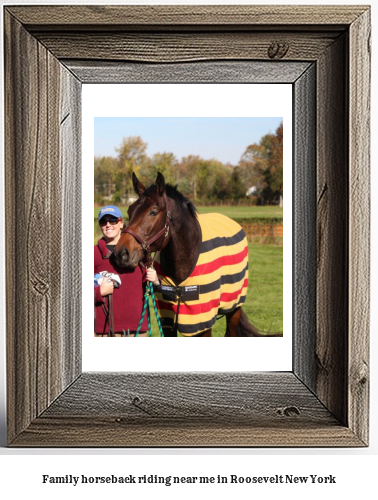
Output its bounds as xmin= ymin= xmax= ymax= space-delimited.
xmin=121 ymin=193 xmax=172 ymax=267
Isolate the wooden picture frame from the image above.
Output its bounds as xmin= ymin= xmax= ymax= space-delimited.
xmin=4 ymin=5 xmax=370 ymax=447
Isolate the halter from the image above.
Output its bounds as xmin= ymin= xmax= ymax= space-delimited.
xmin=121 ymin=193 xmax=171 ymax=267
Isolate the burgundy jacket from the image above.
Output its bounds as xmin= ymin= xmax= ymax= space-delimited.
xmin=94 ymin=238 xmax=148 ymax=334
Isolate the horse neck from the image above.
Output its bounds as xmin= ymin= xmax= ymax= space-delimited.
xmin=160 ymin=200 xmax=200 ymax=284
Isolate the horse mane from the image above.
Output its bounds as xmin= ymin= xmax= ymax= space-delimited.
xmin=144 ymin=182 xmax=198 ymax=219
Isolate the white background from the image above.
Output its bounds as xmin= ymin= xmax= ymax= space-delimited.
xmin=83 ymin=84 xmax=292 ymax=371
xmin=0 ymin=0 xmax=377 ymax=498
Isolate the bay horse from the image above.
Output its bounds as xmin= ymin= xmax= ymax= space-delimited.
xmin=113 ymin=172 xmax=279 ymax=337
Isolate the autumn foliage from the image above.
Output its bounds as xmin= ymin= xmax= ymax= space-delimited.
xmin=94 ymin=122 xmax=283 ymax=206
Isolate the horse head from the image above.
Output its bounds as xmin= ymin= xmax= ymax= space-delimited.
xmin=113 ymin=172 xmax=171 ymax=269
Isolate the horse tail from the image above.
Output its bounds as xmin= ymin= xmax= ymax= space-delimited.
xmin=235 ymin=309 xmax=261 ymax=337
xmin=236 ymin=309 xmax=283 ymax=337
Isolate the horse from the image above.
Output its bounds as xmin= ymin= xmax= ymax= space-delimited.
xmin=113 ymin=172 xmax=280 ymax=337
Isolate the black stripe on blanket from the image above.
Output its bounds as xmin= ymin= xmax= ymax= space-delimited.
xmin=199 ymin=262 xmax=249 ymax=295
xmin=159 ymin=295 xmax=247 ymax=335
xmin=199 ymin=228 xmax=246 ymax=254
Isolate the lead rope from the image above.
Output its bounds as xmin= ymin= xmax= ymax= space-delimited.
xmin=135 ymin=280 xmax=164 ymax=337
xmin=101 ymin=296 xmax=115 ymax=337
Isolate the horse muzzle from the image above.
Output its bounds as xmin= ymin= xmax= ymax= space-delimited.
xmin=113 ymin=246 xmax=139 ymax=269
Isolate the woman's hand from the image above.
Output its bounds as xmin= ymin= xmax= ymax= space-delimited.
xmin=146 ymin=268 xmax=160 ymax=286
xmin=100 ymin=278 xmax=114 ymax=296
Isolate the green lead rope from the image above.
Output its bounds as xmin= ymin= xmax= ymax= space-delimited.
xmin=135 ymin=281 xmax=164 ymax=337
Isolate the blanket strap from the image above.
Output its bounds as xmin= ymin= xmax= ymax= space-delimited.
xmin=173 ymin=289 xmax=182 ymax=335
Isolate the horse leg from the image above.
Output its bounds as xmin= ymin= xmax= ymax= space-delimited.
xmin=225 ymin=308 xmax=242 ymax=337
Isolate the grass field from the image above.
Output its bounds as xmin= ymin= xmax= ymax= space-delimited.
xmin=94 ymin=205 xmax=283 ymax=337
xmin=197 ymin=205 xmax=283 ymax=219
xmin=94 ymin=205 xmax=282 ymax=222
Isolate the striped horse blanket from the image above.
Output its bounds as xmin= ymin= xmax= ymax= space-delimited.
xmin=154 ymin=213 xmax=249 ymax=336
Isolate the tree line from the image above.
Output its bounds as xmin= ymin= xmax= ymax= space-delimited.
xmin=94 ymin=122 xmax=283 ymax=206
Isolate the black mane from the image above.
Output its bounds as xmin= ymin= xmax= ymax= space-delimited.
xmin=144 ymin=182 xmax=197 ymax=219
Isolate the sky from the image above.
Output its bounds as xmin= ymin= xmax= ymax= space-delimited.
xmin=94 ymin=117 xmax=283 ymax=165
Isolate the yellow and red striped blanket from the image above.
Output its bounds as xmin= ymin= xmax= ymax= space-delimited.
xmin=154 ymin=213 xmax=249 ymax=336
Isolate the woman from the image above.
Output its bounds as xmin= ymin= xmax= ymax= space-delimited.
xmin=94 ymin=205 xmax=159 ymax=337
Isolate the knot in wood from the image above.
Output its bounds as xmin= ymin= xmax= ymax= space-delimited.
xmin=277 ymin=406 xmax=300 ymax=417
xmin=132 ymin=395 xmax=142 ymax=406
xmin=353 ymin=361 xmax=368 ymax=390
xmin=130 ymin=395 xmax=154 ymax=416
xmin=32 ymin=279 xmax=49 ymax=296
xmin=268 ymin=41 xmax=289 ymax=59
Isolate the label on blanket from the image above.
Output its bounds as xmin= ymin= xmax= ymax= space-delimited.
xmin=160 ymin=284 xmax=199 ymax=302
xmin=160 ymin=285 xmax=178 ymax=302
xmin=183 ymin=285 xmax=200 ymax=301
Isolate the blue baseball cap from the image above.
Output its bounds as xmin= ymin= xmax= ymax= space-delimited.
xmin=98 ymin=205 xmax=123 ymax=220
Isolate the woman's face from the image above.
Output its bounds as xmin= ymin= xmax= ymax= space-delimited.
xmin=99 ymin=216 xmax=124 ymax=244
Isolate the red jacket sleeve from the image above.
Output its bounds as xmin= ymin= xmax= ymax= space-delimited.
xmin=94 ymin=285 xmax=105 ymax=304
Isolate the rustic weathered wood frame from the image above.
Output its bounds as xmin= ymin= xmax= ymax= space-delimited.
xmin=4 ymin=5 xmax=370 ymax=447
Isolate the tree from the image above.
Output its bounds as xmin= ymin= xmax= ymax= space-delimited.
xmin=177 ymin=155 xmax=203 ymax=200
xmin=93 ymin=124 xmax=283 ymax=206
xmin=149 ymin=152 xmax=178 ymax=186
xmin=115 ymin=136 xmax=149 ymax=201
xmin=238 ymin=146 xmax=265 ymax=192
xmin=239 ymin=122 xmax=283 ymax=204
xmin=230 ymin=166 xmax=246 ymax=204
xmin=260 ymin=122 xmax=283 ymax=204
xmin=193 ymin=159 xmax=232 ymax=204
xmin=94 ymin=156 xmax=118 ymax=203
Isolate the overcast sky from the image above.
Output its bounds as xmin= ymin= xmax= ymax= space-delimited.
xmin=94 ymin=117 xmax=283 ymax=165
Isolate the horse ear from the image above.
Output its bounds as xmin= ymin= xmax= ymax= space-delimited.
xmin=132 ymin=172 xmax=146 ymax=196
xmin=156 ymin=172 xmax=166 ymax=197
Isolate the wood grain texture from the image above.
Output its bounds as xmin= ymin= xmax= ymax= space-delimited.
xmin=11 ymin=373 xmax=363 ymax=447
xmin=11 ymin=419 xmax=364 ymax=448
xmin=65 ymin=60 xmax=311 ymax=84
xmin=348 ymin=9 xmax=371 ymax=445
xmin=4 ymin=11 xmax=81 ymax=444
xmin=5 ymin=12 xmax=62 ymax=442
xmin=41 ymin=373 xmax=333 ymax=421
xmin=60 ymin=68 xmax=82 ymax=386
xmin=4 ymin=5 xmax=370 ymax=447
xmin=293 ymin=64 xmax=317 ymax=390
xmin=35 ymin=32 xmax=339 ymax=63
xmin=316 ymin=34 xmax=348 ymax=425
xmin=7 ymin=5 xmax=368 ymax=29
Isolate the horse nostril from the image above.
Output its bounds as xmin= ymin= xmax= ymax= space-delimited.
xmin=117 ymin=247 xmax=129 ymax=264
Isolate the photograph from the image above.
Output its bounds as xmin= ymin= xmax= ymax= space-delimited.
xmin=93 ymin=117 xmax=284 ymax=338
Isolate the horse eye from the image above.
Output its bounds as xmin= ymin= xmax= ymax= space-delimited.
xmin=149 ymin=210 xmax=158 ymax=216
